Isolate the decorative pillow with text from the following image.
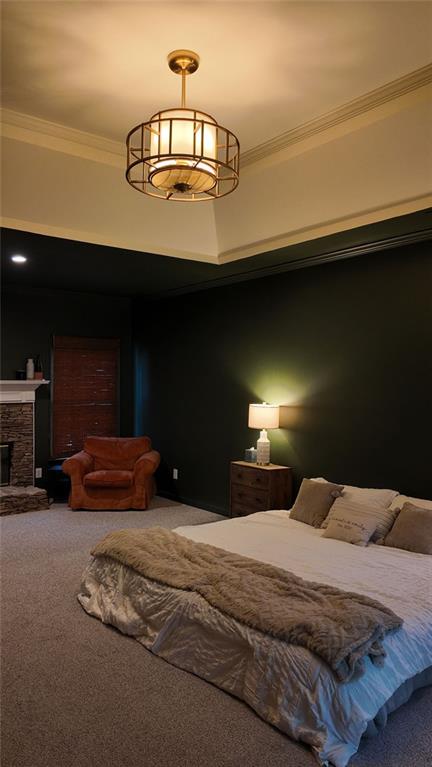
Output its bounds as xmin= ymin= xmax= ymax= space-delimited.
xmin=323 ymin=504 xmax=378 ymax=546
xmin=322 ymin=497 xmax=400 ymax=541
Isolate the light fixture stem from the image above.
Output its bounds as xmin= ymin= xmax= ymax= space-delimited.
xmin=181 ymin=68 xmax=186 ymax=107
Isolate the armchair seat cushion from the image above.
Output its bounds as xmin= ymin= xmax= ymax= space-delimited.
xmin=84 ymin=470 xmax=133 ymax=489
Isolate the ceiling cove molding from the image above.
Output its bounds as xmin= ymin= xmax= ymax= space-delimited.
xmin=1 ymin=109 xmax=124 ymax=169
xmin=149 ymin=228 xmax=432 ymax=300
xmin=1 ymin=64 xmax=431 ymax=172
xmin=240 ymin=63 xmax=432 ymax=168
xmin=2 ymin=196 xmax=431 ymax=267
xmin=0 ymin=217 xmax=219 ymax=264
xmin=218 ymin=195 xmax=432 ymax=265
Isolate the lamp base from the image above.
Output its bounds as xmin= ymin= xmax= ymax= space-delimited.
xmin=256 ymin=429 xmax=270 ymax=465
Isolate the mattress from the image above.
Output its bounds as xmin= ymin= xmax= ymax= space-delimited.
xmin=78 ymin=511 xmax=432 ymax=767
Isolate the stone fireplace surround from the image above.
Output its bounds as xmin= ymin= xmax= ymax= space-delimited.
xmin=0 ymin=381 xmax=50 ymax=514
xmin=1 ymin=401 xmax=34 ymax=485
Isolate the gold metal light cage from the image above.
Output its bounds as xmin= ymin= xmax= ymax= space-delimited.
xmin=125 ymin=50 xmax=240 ymax=201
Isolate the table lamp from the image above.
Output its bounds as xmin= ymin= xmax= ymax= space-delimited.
xmin=248 ymin=402 xmax=279 ymax=465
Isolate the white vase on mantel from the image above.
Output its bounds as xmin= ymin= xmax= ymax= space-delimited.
xmin=26 ymin=358 xmax=34 ymax=380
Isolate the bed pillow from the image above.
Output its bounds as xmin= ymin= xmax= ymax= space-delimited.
xmin=322 ymin=496 xmax=400 ymax=541
xmin=311 ymin=477 xmax=398 ymax=507
xmin=322 ymin=502 xmax=378 ymax=546
xmin=389 ymin=494 xmax=432 ymax=512
xmin=383 ymin=502 xmax=432 ymax=554
xmin=290 ymin=478 xmax=343 ymax=528
xmin=311 ymin=478 xmax=399 ymax=528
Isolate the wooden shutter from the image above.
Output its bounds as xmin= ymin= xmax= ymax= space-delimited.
xmin=52 ymin=336 xmax=120 ymax=457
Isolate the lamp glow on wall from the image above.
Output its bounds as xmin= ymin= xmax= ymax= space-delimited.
xmin=248 ymin=402 xmax=280 ymax=465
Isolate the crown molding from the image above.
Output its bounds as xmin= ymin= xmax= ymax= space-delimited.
xmin=148 ymin=226 xmax=432 ymax=300
xmin=241 ymin=63 xmax=432 ymax=168
xmin=1 ymin=64 xmax=431 ymax=173
xmin=0 ymin=109 xmax=121 ymax=155
xmin=1 ymin=109 xmax=124 ymax=168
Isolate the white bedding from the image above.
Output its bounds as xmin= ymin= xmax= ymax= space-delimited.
xmin=79 ymin=511 xmax=432 ymax=766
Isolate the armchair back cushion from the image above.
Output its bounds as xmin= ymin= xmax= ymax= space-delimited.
xmin=84 ymin=436 xmax=152 ymax=471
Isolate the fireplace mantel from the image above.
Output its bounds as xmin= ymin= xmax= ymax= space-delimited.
xmin=0 ymin=380 xmax=50 ymax=404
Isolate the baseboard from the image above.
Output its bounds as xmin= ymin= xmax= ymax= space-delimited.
xmin=156 ymin=490 xmax=229 ymax=517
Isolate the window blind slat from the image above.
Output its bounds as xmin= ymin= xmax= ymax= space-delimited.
xmin=52 ymin=336 xmax=119 ymax=456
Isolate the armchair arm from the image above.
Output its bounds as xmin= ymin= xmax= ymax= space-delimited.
xmin=134 ymin=450 xmax=160 ymax=483
xmin=62 ymin=451 xmax=94 ymax=484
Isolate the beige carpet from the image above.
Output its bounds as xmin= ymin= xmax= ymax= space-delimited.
xmin=1 ymin=498 xmax=431 ymax=767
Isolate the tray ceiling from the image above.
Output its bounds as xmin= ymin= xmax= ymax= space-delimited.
xmin=1 ymin=1 xmax=431 ymax=267
xmin=2 ymin=1 xmax=431 ymax=153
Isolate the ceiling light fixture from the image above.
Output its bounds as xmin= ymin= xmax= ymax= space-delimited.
xmin=11 ymin=254 xmax=27 ymax=263
xmin=126 ymin=50 xmax=240 ymax=202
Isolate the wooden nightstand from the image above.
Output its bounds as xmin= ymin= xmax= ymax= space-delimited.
xmin=230 ymin=461 xmax=292 ymax=518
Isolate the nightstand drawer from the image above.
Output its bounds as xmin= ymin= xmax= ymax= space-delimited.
xmin=231 ymin=502 xmax=260 ymax=518
xmin=231 ymin=465 xmax=270 ymax=489
xmin=231 ymin=484 xmax=268 ymax=510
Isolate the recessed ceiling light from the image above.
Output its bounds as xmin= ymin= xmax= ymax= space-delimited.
xmin=11 ymin=254 xmax=27 ymax=263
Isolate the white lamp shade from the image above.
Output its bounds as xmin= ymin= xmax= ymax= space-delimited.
xmin=248 ymin=403 xmax=279 ymax=429
xmin=149 ymin=109 xmax=217 ymax=192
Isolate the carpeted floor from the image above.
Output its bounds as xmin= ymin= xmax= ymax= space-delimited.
xmin=1 ymin=500 xmax=431 ymax=767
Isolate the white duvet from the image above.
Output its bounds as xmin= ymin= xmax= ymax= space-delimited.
xmin=79 ymin=511 xmax=432 ymax=766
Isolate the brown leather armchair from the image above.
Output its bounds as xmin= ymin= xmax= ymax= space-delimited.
xmin=62 ymin=436 xmax=160 ymax=510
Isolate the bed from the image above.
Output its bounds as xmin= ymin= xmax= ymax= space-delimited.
xmin=78 ymin=509 xmax=432 ymax=767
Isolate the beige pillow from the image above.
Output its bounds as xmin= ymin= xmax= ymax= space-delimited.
xmin=323 ymin=506 xmax=378 ymax=546
xmin=322 ymin=497 xmax=400 ymax=541
xmin=290 ymin=478 xmax=343 ymax=528
xmin=389 ymin=494 xmax=432 ymax=512
xmin=383 ymin=502 xmax=432 ymax=554
xmin=311 ymin=478 xmax=399 ymax=528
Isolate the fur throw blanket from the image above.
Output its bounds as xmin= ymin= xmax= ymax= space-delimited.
xmin=91 ymin=526 xmax=402 ymax=681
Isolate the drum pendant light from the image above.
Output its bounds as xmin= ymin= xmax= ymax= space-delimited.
xmin=126 ymin=50 xmax=240 ymax=201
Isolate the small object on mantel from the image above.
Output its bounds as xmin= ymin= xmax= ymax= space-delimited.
xmin=15 ymin=370 xmax=26 ymax=380
xmin=25 ymin=358 xmax=34 ymax=380
xmin=34 ymin=355 xmax=44 ymax=380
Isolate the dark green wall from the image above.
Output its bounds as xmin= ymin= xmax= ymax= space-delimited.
xmin=1 ymin=286 xmax=133 ymax=478
xmin=134 ymin=242 xmax=432 ymax=515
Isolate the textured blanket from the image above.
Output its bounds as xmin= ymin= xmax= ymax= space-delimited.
xmin=90 ymin=526 xmax=402 ymax=681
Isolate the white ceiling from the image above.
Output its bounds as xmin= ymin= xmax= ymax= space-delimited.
xmin=2 ymin=1 xmax=431 ymax=153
